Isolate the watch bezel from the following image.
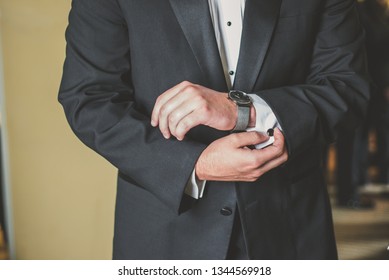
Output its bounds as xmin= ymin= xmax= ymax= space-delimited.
xmin=228 ymin=90 xmax=252 ymax=106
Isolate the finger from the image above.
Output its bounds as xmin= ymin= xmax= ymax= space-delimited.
xmin=168 ymin=99 xmax=200 ymax=140
xmin=159 ymin=86 xmax=204 ymax=138
xmin=272 ymin=128 xmax=286 ymax=149
xmin=151 ymin=86 xmax=180 ymax=127
xmin=254 ymin=149 xmax=288 ymax=177
xmin=167 ymin=101 xmax=198 ymax=139
xmin=157 ymin=85 xmax=196 ymax=139
xmin=258 ymin=128 xmax=286 ymax=158
xmin=229 ymin=131 xmax=270 ymax=148
xmin=174 ymin=110 xmax=204 ymax=140
xmin=158 ymin=96 xmax=187 ymax=139
xmin=250 ymin=131 xmax=286 ymax=166
xmin=251 ymin=143 xmax=284 ymax=167
xmin=151 ymin=81 xmax=191 ymax=127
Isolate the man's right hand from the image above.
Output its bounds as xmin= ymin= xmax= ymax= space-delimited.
xmin=195 ymin=129 xmax=288 ymax=182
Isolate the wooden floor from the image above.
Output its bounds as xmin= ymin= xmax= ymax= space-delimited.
xmin=331 ymin=191 xmax=389 ymax=260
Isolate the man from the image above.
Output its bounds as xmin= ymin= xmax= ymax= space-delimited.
xmin=59 ymin=0 xmax=369 ymax=259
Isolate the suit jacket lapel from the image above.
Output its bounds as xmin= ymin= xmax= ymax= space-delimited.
xmin=234 ymin=0 xmax=282 ymax=92
xmin=168 ymin=0 xmax=227 ymax=91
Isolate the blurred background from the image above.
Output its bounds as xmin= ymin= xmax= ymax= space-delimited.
xmin=0 ymin=0 xmax=388 ymax=260
xmin=0 ymin=0 xmax=117 ymax=259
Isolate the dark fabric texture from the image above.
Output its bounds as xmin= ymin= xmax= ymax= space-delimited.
xmin=59 ymin=0 xmax=369 ymax=259
xmin=336 ymin=0 xmax=389 ymax=202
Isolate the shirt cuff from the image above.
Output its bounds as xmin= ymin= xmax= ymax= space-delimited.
xmin=184 ymin=169 xmax=206 ymax=199
xmin=247 ymin=94 xmax=282 ymax=149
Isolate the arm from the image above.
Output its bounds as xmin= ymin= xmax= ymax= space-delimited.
xmin=257 ymin=0 xmax=369 ymax=159
xmin=58 ymin=0 xmax=206 ymax=213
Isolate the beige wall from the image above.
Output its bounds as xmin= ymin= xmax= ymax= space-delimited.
xmin=0 ymin=0 xmax=117 ymax=259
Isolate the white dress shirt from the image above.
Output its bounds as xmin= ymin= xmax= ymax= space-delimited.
xmin=185 ymin=0 xmax=281 ymax=199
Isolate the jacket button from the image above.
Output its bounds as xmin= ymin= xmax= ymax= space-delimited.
xmin=220 ymin=207 xmax=233 ymax=216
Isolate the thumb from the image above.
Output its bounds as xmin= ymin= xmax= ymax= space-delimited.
xmin=231 ymin=131 xmax=269 ymax=148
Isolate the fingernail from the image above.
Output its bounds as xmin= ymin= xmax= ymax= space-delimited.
xmin=151 ymin=120 xmax=156 ymax=127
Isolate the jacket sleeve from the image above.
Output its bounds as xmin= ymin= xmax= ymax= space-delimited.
xmin=58 ymin=0 xmax=206 ymax=214
xmin=257 ymin=0 xmax=370 ymax=160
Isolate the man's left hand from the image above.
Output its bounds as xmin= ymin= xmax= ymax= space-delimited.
xmin=151 ymin=81 xmax=237 ymax=140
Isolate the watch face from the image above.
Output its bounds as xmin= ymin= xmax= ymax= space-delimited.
xmin=229 ymin=90 xmax=252 ymax=105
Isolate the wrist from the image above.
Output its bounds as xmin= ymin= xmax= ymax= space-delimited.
xmin=248 ymin=105 xmax=256 ymax=128
xmin=227 ymin=90 xmax=252 ymax=131
xmin=224 ymin=93 xmax=238 ymax=130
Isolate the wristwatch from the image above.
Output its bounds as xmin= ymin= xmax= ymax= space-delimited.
xmin=228 ymin=90 xmax=252 ymax=132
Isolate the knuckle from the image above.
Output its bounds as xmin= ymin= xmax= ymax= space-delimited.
xmin=181 ymin=80 xmax=191 ymax=87
xmin=254 ymin=169 xmax=263 ymax=178
xmin=159 ymin=106 xmax=166 ymax=116
xmin=254 ymin=132 xmax=263 ymax=140
xmin=245 ymin=159 xmax=258 ymax=172
xmin=251 ymin=132 xmax=263 ymax=144
xmin=179 ymin=119 xmax=190 ymax=131
xmin=201 ymin=105 xmax=211 ymax=117
xmin=230 ymin=133 xmax=240 ymax=144
xmin=184 ymin=84 xmax=197 ymax=94
xmin=249 ymin=155 xmax=262 ymax=169
xmin=168 ymin=112 xmax=180 ymax=123
xmin=192 ymin=94 xmax=205 ymax=104
xmin=236 ymin=165 xmax=247 ymax=174
xmin=160 ymin=104 xmax=171 ymax=117
xmin=168 ymin=115 xmax=175 ymax=124
xmin=246 ymin=173 xmax=260 ymax=182
xmin=275 ymin=146 xmax=284 ymax=157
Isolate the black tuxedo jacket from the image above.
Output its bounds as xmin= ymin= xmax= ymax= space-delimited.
xmin=59 ymin=0 xmax=369 ymax=259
